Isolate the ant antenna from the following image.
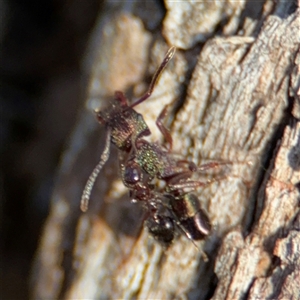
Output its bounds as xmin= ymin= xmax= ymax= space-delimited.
xmin=130 ymin=46 xmax=176 ymax=108
xmin=81 ymin=128 xmax=111 ymax=212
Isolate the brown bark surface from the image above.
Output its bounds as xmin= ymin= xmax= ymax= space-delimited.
xmin=32 ymin=1 xmax=300 ymax=299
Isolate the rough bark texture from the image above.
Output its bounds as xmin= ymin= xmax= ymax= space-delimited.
xmin=31 ymin=1 xmax=300 ymax=299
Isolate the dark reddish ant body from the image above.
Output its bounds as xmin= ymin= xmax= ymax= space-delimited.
xmin=81 ymin=47 xmax=213 ymax=246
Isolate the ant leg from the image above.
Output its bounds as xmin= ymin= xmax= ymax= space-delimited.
xmin=159 ymin=164 xmax=194 ymax=183
xmin=176 ymin=160 xmax=197 ymax=172
xmin=197 ymin=161 xmax=233 ymax=172
xmin=197 ymin=160 xmax=254 ymax=173
xmin=156 ymin=105 xmax=173 ymax=151
xmin=81 ymin=128 xmax=111 ymax=212
xmin=168 ymin=180 xmax=212 ymax=192
xmin=169 ymin=160 xmax=253 ymax=193
xmin=163 ymin=162 xmax=234 ymax=191
xmin=130 ymin=46 xmax=176 ymax=108
xmin=168 ymin=173 xmax=235 ymax=192
xmin=166 ymin=170 xmax=193 ymax=185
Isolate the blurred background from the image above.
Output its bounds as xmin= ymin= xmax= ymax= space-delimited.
xmin=0 ymin=0 xmax=103 ymax=298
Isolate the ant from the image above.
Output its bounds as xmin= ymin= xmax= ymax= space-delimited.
xmin=81 ymin=46 xmax=217 ymax=246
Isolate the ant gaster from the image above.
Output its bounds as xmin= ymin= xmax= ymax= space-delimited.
xmin=81 ymin=47 xmax=212 ymax=246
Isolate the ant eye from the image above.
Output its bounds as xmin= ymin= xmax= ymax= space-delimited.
xmin=124 ymin=163 xmax=142 ymax=184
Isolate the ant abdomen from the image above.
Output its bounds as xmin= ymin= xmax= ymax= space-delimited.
xmin=170 ymin=193 xmax=211 ymax=240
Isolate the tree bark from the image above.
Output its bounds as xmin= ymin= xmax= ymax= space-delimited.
xmin=31 ymin=1 xmax=300 ymax=299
